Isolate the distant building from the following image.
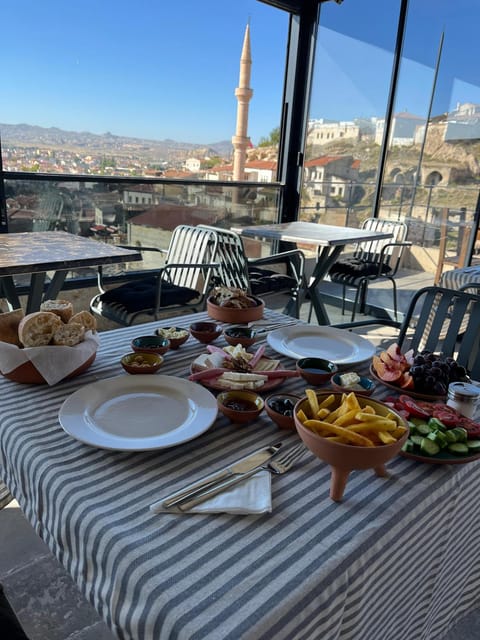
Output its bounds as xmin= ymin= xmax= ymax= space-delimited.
xmin=375 ymin=112 xmax=425 ymax=146
xmin=184 ymin=157 xmax=201 ymax=172
xmin=303 ymin=155 xmax=360 ymax=208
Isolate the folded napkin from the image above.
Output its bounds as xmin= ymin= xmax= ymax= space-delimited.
xmin=0 ymin=331 xmax=100 ymax=385
xmin=151 ymin=469 xmax=272 ymax=515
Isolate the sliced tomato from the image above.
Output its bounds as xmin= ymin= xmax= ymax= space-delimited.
xmin=431 ymin=405 xmax=460 ymax=427
xmin=456 ymin=416 xmax=480 ymax=437
xmin=397 ymin=395 xmax=431 ymax=419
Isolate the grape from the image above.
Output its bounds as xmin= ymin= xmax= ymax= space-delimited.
xmin=407 ymin=352 xmax=469 ymax=395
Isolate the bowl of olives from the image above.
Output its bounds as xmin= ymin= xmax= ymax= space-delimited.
xmin=265 ymin=393 xmax=300 ymax=430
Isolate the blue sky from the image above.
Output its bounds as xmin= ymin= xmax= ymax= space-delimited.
xmin=2 ymin=1 xmax=479 ymax=145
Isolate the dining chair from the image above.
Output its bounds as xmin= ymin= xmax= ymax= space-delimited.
xmin=198 ymin=225 xmax=306 ymax=318
xmin=328 ymin=217 xmax=411 ymax=322
xmin=338 ymin=286 xmax=480 ymax=379
xmin=90 ymin=224 xmax=219 ymax=326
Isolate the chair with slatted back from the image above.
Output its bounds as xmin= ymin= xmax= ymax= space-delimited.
xmin=198 ymin=225 xmax=306 ymax=318
xmin=396 ymin=286 xmax=480 ymax=379
xmin=90 ymin=224 xmax=218 ymax=326
xmin=328 ymin=217 xmax=411 ymax=322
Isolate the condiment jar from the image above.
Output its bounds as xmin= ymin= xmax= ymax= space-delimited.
xmin=447 ymin=382 xmax=480 ymax=419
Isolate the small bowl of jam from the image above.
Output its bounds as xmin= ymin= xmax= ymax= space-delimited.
xmin=223 ymin=326 xmax=257 ymax=348
xmin=217 ymin=390 xmax=264 ymax=423
xmin=265 ymin=393 xmax=300 ymax=430
xmin=296 ymin=357 xmax=338 ymax=386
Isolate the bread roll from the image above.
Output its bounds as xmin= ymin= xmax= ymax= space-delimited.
xmin=0 ymin=308 xmax=25 ymax=346
xmin=52 ymin=323 xmax=85 ymax=346
xmin=40 ymin=299 xmax=74 ymax=323
xmin=68 ymin=310 xmax=97 ymax=332
xmin=18 ymin=312 xmax=63 ymax=347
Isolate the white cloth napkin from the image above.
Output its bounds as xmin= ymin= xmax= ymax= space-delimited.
xmin=0 ymin=332 xmax=100 ymax=385
xmin=151 ymin=470 xmax=272 ymax=515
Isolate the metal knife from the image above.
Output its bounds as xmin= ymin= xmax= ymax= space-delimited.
xmin=152 ymin=441 xmax=283 ymax=512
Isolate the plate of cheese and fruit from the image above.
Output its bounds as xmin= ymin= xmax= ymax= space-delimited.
xmin=189 ymin=343 xmax=298 ymax=392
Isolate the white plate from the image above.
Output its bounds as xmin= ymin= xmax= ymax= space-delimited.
xmin=59 ymin=375 xmax=218 ymax=451
xmin=267 ymin=325 xmax=376 ymax=365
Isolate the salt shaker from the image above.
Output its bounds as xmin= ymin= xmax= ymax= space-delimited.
xmin=447 ymin=382 xmax=480 ymax=419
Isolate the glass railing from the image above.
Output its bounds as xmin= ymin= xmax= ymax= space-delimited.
xmin=4 ymin=172 xmax=283 ymax=288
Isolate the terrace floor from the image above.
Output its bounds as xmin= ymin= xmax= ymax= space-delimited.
xmin=1 ymin=269 xmax=479 ymax=640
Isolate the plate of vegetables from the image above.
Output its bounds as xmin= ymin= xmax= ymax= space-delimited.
xmin=391 ymin=395 xmax=480 ymax=464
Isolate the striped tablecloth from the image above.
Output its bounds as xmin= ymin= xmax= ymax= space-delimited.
xmin=1 ymin=310 xmax=479 ymax=640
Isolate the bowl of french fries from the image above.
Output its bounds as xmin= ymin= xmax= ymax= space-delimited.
xmin=294 ymin=390 xmax=409 ymax=501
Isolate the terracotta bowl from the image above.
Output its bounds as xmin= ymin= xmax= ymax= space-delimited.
xmin=223 ymin=326 xmax=257 ymax=348
xmin=155 ymin=326 xmax=189 ymax=350
xmin=296 ymin=357 xmax=338 ymax=386
xmin=217 ymin=390 xmax=264 ymax=423
xmin=131 ymin=335 xmax=170 ymax=355
xmin=207 ymin=296 xmax=264 ymax=324
xmin=265 ymin=393 xmax=300 ymax=430
xmin=294 ymin=392 xmax=409 ymax=501
xmin=189 ymin=321 xmax=222 ymax=344
xmin=330 ymin=372 xmax=375 ymax=397
xmin=121 ymin=352 xmax=164 ymax=374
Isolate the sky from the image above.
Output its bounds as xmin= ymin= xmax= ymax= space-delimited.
xmin=1 ymin=1 xmax=480 ymax=146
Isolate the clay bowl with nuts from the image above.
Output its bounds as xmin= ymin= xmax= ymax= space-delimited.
xmin=121 ymin=352 xmax=164 ymax=375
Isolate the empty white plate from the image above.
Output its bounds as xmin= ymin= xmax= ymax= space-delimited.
xmin=267 ymin=325 xmax=375 ymax=365
xmin=59 ymin=375 xmax=218 ymax=450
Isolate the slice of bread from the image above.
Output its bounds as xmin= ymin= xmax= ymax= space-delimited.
xmin=40 ymin=299 xmax=74 ymax=323
xmin=0 ymin=308 xmax=25 ymax=346
xmin=52 ymin=323 xmax=85 ymax=346
xmin=68 ymin=310 xmax=97 ymax=332
xmin=18 ymin=312 xmax=63 ymax=347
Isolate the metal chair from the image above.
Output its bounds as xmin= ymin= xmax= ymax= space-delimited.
xmin=328 ymin=218 xmax=411 ymax=322
xmin=198 ymin=225 xmax=306 ymax=318
xmin=396 ymin=286 xmax=480 ymax=379
xmin=90 ymin=224 xmax=218 ymax=326
xmin=336 ymin=286 xmax=480 ymax=379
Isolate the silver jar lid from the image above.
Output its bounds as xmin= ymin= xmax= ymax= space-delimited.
xmin=447 ymin=381 xmax=480 ymax=401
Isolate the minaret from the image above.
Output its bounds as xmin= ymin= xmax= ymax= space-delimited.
xmin=232 ymin=23 xmax=253 ymax=182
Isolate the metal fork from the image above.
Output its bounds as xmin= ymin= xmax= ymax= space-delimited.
xmin=176 ymin=443 xmax=307 ymax=512
xmin=247 ymin=320 xmax=299 ymax=332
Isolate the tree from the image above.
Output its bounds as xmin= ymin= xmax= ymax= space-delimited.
xmin=258 ymin=127 xmax=280 ymax=147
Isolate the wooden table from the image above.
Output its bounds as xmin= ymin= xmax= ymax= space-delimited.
xmin=232 ymin=222 xmax=393 ymax=324
xmin=0 ymin=231 xmax=142 ymax=313
xmin=0 ymin=309 xmax=478 ymax=640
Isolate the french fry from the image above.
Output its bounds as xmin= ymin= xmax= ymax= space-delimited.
xmin=304 ymin=420 xmax=375 ymax=447
xmin=392 ymin=425 xmax=407 ymax=438
xmin=378 ymin=431 xmax=397 ymax=444
xmin=333 ymin=409 xmax=358 ymax=427
xmin=305 ymin=388 xmax=319 ymax=416
xmin=318 ymin=394 xmax=336 ymax=409
xmin=348 ymin=420 xmax=397 ymax=433
xmin=297 ymin=409 xmax=308 ymax=423
xmin=362 ymin=405 xmax=376 ymax=414
xmin=316 ymin=408 xmax=331 ymax=419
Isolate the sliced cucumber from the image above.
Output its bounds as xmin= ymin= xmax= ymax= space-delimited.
xmin=402 ymin=440 xmax=415 ymax=453
xmin=420 ymin=437 xmax=440 ymax=456
xmin=451 ymin=427 xmax=468 ymax=443
xmin=466 ymin=439 xmax=480 ymax=452
xmin=448 ymin=442 xmax=469 ymax=455
xmin=411 ymin=434 xmax=424 ymax=447
xmin=428 ymin=417 xmax=446 ymax=432
xmin=427 ymin=430 xmax=448 ymax=449
xmin=416 ymin=423 xmax=432 ymax=436
xmin=444 ymin=430 xmax=457 ymax=444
